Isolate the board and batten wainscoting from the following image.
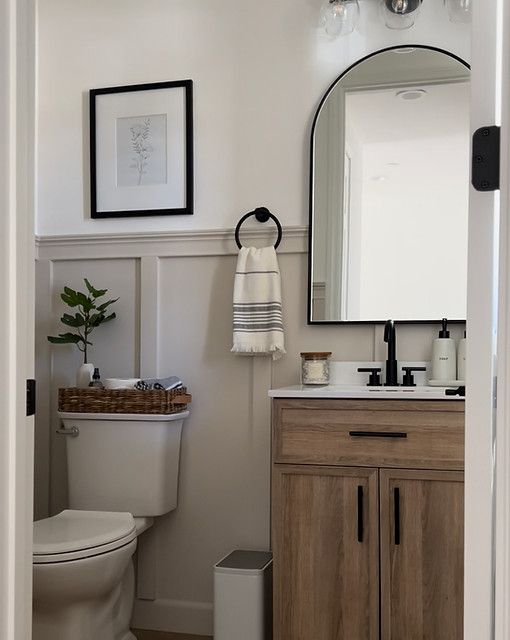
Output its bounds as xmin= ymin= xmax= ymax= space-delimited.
xmin=34 ymin=226 xmax=465 ymax=636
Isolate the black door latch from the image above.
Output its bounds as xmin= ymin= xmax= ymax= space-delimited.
xmin=26 ymin=379 xmax=36 ymax=416
xmin=472 ymin=126 xmax=501 ymax=192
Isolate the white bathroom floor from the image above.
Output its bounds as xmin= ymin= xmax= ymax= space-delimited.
xmin=132 ymin=630 xmax=212 ymax=640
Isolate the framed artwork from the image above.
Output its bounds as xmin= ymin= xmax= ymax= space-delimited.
xmin=90 ymin=80 xmax=193 ymax=218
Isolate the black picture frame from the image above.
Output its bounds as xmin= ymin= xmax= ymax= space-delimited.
xmin=90 ymin=80 xmax=194 ymax=219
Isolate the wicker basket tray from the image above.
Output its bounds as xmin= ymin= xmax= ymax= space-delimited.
xmin=58 ymin=387 xmax=192 ymax=415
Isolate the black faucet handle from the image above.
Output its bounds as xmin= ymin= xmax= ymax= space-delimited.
xmin=402 ymin=366 xmax=427 ymax=387
xmin=358 ymin=367 xmax=383 ymax=387
xmin=445 ymin=386 xmax=465 ymax=397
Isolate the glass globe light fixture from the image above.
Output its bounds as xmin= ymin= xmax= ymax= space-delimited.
xmin=444 ymin=0 xmax=471 ymax=23
xmin=320 ymin=0 xmax=360 ymax=37
xmin=380 ymin=0 xmax=422 ymax=30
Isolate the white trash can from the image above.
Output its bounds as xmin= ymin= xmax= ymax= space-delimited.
xmin=214 ymin=550 xmax=273 ymax=640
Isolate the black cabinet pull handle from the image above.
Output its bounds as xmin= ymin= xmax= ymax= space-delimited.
xmin=349 ymin=431 xmax=407 ymax=439
xmin=357 ymin=486 xmax=364 ymax=543
xmin=394 ymin=487 xmax=401 ymax=545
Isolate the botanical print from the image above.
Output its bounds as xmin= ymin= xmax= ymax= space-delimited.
xmin=116 ymin=113 xmax=168 ymax=187
xmin=130 ymin=117 xmax=153 ymax=185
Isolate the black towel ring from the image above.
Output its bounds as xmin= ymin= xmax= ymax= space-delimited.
xmin=234 ymin=207 xmax=283 ymax=250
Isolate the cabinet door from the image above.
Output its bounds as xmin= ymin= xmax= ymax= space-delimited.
xmin=380 ymin=469 xmax=464 ymax=640
xmin=272 ymin=465 xmax=379 ymax=640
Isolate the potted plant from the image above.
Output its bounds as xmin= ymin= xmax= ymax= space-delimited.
xmin=48 ymin=278 xmax=118 ymax=387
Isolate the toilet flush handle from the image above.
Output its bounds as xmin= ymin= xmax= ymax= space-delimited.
xmin=56 ymin=426 xmax=80 ymax=437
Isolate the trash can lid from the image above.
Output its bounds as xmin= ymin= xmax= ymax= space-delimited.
xmin=215 ymin=550 xmax=272 ymax=573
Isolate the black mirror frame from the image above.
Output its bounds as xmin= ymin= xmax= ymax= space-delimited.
xmin=307 ymin=44 xmax=470 ymax=326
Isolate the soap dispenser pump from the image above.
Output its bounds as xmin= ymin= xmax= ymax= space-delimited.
xmin=88 ymin=367 xmax=104 ymax=389
xmin=431 ymin=318 xmax=457 ymax=382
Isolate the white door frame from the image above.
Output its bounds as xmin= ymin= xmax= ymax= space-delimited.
xmin=0 ymin=1 xmax=36 ymax=639
xmin=466 ymin=1 xmax=510 ymax=639
xmin=494 ymin=0 xmax=510 ymax=637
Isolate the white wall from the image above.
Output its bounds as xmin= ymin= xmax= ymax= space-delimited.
xmin=348 ymin=82 xmax=470 ymax=320
xmin=35 ymin=0 xmax=470 ymax=635
xmin=36 ymin=0 xmax=469 ymax=236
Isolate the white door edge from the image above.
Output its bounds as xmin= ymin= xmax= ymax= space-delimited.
xmin=0 ymin=1 xmax=36 ymax=639
xmin=495 ymin=0 xmax=510 ymax=638
xmin=466 ymin=0 xmax=505 ymax=639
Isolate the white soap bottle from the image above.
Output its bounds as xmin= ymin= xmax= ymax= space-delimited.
xmin=431 ymin=318 xmax=457 ymax=382
xmin=457 ymin=330 xmax=466 ymax=382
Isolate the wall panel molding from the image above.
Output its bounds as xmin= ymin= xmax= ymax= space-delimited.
xmin=35 ymin=226 xmax=308 ymax=261
xmin=35 ymin=242 xmax=282 ymax=635
xmin=34 ymin=234 xmax=440 ymax=636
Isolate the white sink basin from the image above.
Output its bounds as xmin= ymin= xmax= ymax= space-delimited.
xmin=268 ymin=384 xmax=463 ymax=400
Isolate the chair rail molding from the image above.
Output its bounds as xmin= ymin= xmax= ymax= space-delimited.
xmin=35 ymin=226 xmax=308 ymax=261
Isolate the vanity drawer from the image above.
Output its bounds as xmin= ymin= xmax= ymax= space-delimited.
xmin=273 ymin=399 xmax=464 ymax=470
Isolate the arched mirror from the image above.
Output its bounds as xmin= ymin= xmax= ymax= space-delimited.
xmin=309 ymin=46 xmax=470 ymax=324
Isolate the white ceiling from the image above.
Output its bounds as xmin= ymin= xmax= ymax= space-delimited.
xmin=345 ymin=80 xmax=470 ymax=145
xmin=341 ymin=47 xmax=469 ymax=88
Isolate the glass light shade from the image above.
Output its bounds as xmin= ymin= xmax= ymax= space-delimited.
xmin=320 ymin=0 xmax=360 ymax=37
xmin=444 ymin=0 xmax=471 ymax=23
xmin=380 ymin=0 xmax=422 ymax=30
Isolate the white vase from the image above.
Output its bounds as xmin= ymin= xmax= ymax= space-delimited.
xmin=76 ymin=363 xmax=94 ymax=388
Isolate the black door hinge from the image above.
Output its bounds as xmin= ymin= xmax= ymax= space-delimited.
xmin=472 ymin=126 xmax=501 ymax=192
xmin=26 ymin=379 xmax=36 ymax=416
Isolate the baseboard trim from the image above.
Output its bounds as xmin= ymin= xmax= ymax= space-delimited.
xmin=132 ymin=598 xmax=213 ymax=637
xmin=35 ymin=226 xmax=308 ymax=261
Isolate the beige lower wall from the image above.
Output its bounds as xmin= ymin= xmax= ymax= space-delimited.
xmin=34 ymin=228 xmax=465 ymax=635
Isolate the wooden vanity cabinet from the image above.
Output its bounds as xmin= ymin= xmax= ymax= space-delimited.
xmin=379 ymin=469 xmax=464 ymax=640
xmin=271 ymin=399 xmax=465 ymax=640
xmin=273 ymin=465 xmax=379 ymax=640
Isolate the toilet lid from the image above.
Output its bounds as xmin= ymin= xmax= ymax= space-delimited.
xmin=33 ymin=510 xmax=136 ymax=564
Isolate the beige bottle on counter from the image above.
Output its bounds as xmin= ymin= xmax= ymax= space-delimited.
xmin=431 ymin=319 xmax=457 ymax=382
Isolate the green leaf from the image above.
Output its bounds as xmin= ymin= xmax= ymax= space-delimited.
xmin=84 ymin=278 xmax=107 ymax=299
xmin=61 ymin=293 xmax=79 ymax=308
xmin=47 ymin=332 xmax=82 ymax=344
xmin=60 ymin=313 xmax=85 ymax=328
xmin=96 ymin=298 xmax=119 ymax=312
xmin=75 ymin=291 xmax=94 ymax=312
xmin=102 ymin=312 xmax=116 ymax=323
xmin=59 ymin=332 xmax=83 ymax=343
xmin=88 ymin=313 xmax=102 ymax=327
xmin=48 ymin=336 xmax=71 ymax=344
xmin=63 ymin=286 xmax=78 ymax=299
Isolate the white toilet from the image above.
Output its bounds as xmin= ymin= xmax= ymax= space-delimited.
xmin=33 ymin=410 xmax=188 ymax=640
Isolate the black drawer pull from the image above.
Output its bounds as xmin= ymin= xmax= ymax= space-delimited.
xmin=349 ymin=431 xmax=408 ymax=439
xmin=357 ymin=486 xmax=364 ymax=543
xmin=394 ymin=487 xmax=401 ymax=545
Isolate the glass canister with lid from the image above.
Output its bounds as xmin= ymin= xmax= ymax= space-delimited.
xmin=300 ymin=352 xmax=332 ymax=385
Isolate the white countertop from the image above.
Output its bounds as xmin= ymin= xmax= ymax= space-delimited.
xmin=268 ymin=385 xmax=464 ymax=400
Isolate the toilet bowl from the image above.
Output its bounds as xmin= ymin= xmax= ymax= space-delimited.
xmin=32 ymin=408 xmax=188 ymax=639
xmin=33 ymin=510 xmax=152 ymax=640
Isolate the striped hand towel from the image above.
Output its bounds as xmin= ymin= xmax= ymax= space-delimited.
xmin=232 ymin=246 xmax=285 ymax=360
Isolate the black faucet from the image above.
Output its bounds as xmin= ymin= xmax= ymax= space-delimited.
xmin=384 ymin=319 xmax=399 ymax=386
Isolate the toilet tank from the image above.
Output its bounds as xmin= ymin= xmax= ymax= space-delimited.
xmin=58 ymin=411 xmax=188 ymax=517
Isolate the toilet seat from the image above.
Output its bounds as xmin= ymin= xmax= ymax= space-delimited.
xmin=33 ymin=510 xmax=137 ymax=564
